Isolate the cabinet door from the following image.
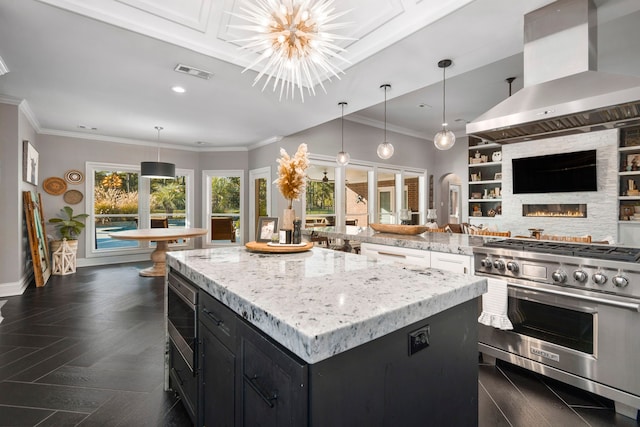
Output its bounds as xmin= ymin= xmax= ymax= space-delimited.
xmin=238 ymin=322 xmax=308 ymax=427
xmin=200 ymin=322 xmax=236 ymax=427
xmin=430 ymin=252 xmax=471 ymax=275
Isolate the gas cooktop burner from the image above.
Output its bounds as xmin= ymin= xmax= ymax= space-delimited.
xmin=482 ymin=239 xmax=640 ymax=263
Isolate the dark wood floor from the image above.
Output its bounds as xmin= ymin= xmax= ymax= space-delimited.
xmin=0 ymin=263 xmax=638 ymax=426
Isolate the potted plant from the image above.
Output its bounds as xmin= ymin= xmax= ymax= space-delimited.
xmin=49 ymin=206 xmax=89 ymax=254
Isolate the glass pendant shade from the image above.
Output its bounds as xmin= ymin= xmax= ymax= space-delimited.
xmin=434 ymin=59 xmax=455 ymax=151
xmin=377 ymin=142 xmax=394 ymax=159
xmin=336 ymin=151 xmax=350 ymax=166
xmin=141 ymin=126 xmax=176 ymax=179
xmin=336 ymin=101 xmax=350 ymax=165
xmin=434 ymin=128 xmax=456 ymax=150
xmin=377 ymin=84 xmax=394 ymax=160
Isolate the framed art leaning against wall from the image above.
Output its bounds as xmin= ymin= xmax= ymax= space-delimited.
xmin=23 ymin=140 xmax=39 ymax=185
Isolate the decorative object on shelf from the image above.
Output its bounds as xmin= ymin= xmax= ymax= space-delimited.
xmin=369 ymin=223 xmax=428 ymax=235
xmin=492 ymin=151 xmax=502 ymax=162
xmin=471 ymin=192 xmax=482 ymax=199
xmin=494 ymin=172 xmax=502 ymax=180
xmin=63 ymin=189 xmax=83 ymax=205
xmin=336 ymin=101 xmax=350 ymax=165
xmin=470 ymin=173 xmax=480 ymax=182
xmin=487 ymin=208 xmax=497 ymax=217
xmin=377 ymin=84 xmax=394 ymax=159
xmin=481 ymin=155 xmax=488 ymax=163
xmin=434 ymin=59 xmax=455 ymax=150
xmin=22 ymin=140 xmax=39 ymax=185
xmin=141 ymin=126 xmax=175 ymax=179
xmin=230 ymin=0 xmax=352 ymax=101
xmin=275 ymin=143 xmax=309 ymax=229
xmin=496 ymin=205 xmax=502 ymax=215
xmin=256 ymin=216 xmax=278 ymax=242
xmin=626 ymin=154 xmax=639 ymax=171
xmin=483 ymin=189 xmax=488 ymax=198
xmin=43 ymin=176 xmax=67 ymax=195
xmin=494 ymin=187 xmax=501 ymax=197
xmin=64 ymin=169 xmax=84 ymax=184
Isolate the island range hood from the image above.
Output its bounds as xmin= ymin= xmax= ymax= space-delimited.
xmin=466 ymin=0 xmax=640 ymax=144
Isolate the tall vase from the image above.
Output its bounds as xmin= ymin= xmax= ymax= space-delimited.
xmin=282 ymin=208 xmax=295 ymax=230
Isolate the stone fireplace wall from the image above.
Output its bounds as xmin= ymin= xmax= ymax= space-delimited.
xmin=499 ymin=129 xmax=618 ymax=241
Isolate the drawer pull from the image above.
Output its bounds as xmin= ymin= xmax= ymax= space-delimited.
xmin=244 ymin=374 xmax=278 ymax=408
xmin=202 ymin=307 xmax=223 ymax=326
xmin=377 ymin=251 xmax=407 ymax=258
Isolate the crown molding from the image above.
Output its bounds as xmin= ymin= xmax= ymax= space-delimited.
xmin=38 ymin=128 xmax=248 ymax=152
xmin=347 ymin=114 xmax=430 ymax=141
xmin=18 ymin=100 xmax=42 ymax=132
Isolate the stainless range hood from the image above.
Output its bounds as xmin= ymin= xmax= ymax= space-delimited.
xmin=466 ymin=0 xmax=640 ymax=144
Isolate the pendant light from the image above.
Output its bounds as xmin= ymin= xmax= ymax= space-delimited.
xmin=322 ymin=171 xmax=329 ymax=183
xmin=433 ymin=59 xmax=455 ymax=150
xmin=336 ymin=101 xmax=350 ymax=166
xmin=141 ymin=126 xmax=175 ymax=179
xmin=377 ymin=84 xmax=394 ymax=159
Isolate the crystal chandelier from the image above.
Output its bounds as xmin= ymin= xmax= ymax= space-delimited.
xmin=232 ymin=0 xmax=351 ymax=101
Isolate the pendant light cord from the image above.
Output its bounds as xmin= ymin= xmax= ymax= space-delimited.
xmin=383 ymin=85 xmax=388 ymax=141
xmin=341 ymin=102 xmax=345 ymax=151
xmin=442 ymin=65 xmax=446 ymax=127
xmin=155 ymin=126 xmax=163 ymax=162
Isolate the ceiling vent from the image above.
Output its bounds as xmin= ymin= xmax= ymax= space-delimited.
xmin=174 ymin=64 xmax=213 ymax=80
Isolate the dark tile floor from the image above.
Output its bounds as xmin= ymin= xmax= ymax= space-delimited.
xmin=0 ymin=263 xmax=638 ymax=426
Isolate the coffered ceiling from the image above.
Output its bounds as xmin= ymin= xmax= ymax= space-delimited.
xmin=0 ymin=0 xmax=638 ymax=150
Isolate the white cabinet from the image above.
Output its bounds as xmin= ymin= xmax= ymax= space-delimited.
xmin=361 ymin=243 xmax=471 ymax=274
xmin=430 ymin=251 xmax=471 ymax=275
xmin=360 ymin=243 xmax=431 ymax=267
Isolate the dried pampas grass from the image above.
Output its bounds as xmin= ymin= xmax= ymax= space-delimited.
xmin=274 ymin=143 xmax=310 ymax=208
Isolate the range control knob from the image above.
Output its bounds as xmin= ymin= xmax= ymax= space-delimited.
xmin=480 ymin=258 xmax=492 ymax=269
xmin=592 ymin=272 xmax=608 ymax=285
xmin=493 ymin=260 xmax=506 ymax=270
xmin=506 ymin=261 xmax=519 ymax=273
xmin=573 ymin=270 xmax=588 ymax=283
xmin=612 ymin=275 xmax=629 ymax=288
xmin=551 ymin=270 xmax=567 ymax=284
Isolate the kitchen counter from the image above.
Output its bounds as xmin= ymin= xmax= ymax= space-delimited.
xmin=166 ymin=246 xmax=486 ymax=364
xmin=303 ymin=225 xmax=490 ymax=254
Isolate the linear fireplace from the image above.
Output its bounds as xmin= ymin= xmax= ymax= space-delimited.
xmin=522 ymin=204 xmax=587 ymax=218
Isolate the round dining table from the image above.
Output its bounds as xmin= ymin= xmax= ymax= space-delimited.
xmin=109 ymin=228 xmax=208 ymax=277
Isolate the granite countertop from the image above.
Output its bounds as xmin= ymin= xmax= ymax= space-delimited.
xmin=303 ymin=225 xmax=490 ymax=255
xmin=167 ymin=247 xmax=487 ymax=364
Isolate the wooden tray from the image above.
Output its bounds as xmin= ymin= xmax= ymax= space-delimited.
xmin=369 ymin=223 xmax=429 ymax=235
xmin=245 ymin=241 xmax=313 ymax=253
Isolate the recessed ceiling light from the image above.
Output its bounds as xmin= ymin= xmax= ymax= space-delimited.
xmin=172 ymin=86 xmax=186 ymax=93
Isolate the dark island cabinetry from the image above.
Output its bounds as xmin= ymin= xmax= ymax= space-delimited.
xmin=167 ymin=265 xmax=480 ymax=427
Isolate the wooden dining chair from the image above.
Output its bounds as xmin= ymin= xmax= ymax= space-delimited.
xmin=470 ymin=229 xmax=511 ymax=237
xmin=151 ymin=217 xmax=177 ymax=243
xmin=211 ymin=217 xmax=236 ymax=242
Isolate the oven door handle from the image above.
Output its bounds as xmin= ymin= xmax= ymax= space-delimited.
xmin=509 ymin=282 xmax=640 ymax=312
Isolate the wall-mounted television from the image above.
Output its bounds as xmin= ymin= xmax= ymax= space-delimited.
xmin=512 ymin=150 xmax=597 ymax=194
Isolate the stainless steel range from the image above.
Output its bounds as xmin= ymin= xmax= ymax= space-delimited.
xmin=473 ymin=239 xmax=640 ymax=420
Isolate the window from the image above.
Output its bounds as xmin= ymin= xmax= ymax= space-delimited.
xmin=203 ymin=170 xmax=244 ymax=245
xmin=87 ymin=162 xmax=193 ymax=256
xmin=305 ymin=164 xmax=335 ymax=227
xmin=345 ymin=166 xmax=370 ymax=227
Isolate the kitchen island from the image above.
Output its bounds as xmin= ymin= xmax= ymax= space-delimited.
xmin=166 ymin=246 xmax=486 ymax=426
